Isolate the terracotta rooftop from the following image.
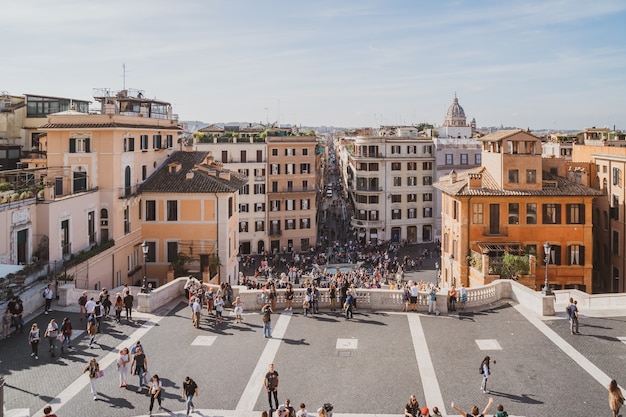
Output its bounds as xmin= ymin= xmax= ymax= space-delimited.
xmin=39 ymin=122 xmax=181 ymax=130
xmin=139 ymin=151 xmax=247 ymax=194
xmin=434 ymin=166 xmax=603 ymax=197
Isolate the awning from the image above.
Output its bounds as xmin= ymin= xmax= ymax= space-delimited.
xmin=358 ymin=232 xmax=365 ymax=238
xmin=476 ymin=242 xmax=522 ymax=252
xmin=370 ymin=233 xmax=378 ymax=238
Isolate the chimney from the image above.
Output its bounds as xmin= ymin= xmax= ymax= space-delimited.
xmin=186 ymin=172 xmax=194 ymax=180
xmin=468 ymin=173 xmax=482 ymax=189
xmin=450 ymin=170 xmax=457 ymax=183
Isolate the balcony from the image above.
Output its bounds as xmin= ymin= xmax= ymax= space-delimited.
xmin=482 ymin=226 xmax=508 ymax=237
xmin=268 ymin=228 xmax=282 ymax=236
xmin=118 ymin=184 xmax=141 ymax=199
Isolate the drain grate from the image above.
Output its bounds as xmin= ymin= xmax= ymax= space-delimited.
xmin=338 ymin=350 xmax=352 ymax=357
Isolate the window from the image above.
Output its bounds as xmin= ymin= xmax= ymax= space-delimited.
xmin=255 ymin=202 xmax=265 ymax=212
xmin=393 ymin=177 xmax=402 ymax=186
xmin=73 ymin=170 xmax=87 ymax=192
xmin=445 ymin=154 xmax=453 ymax=165
xmin=300 ymin=218 xmax=310 ymax=229
xmin=239 ymin=221 xmax=249 ymax=233
xmin=286 ymin=200 xmax=295 ymax=211
xmin=270 ymin=200 xmax=281 ymax=211
xmin=460 ymin=154 xmax=468 ymax=165
xmin=146 ymin=200 xmax=156 ymax=221
xmin=167 ymin=241 xmax=179 ymax=263
xmin=407 ymin=176 xmax=417 ymax=186
xmin=240 ymin=150 xmax=247 ymax=163
xmin=612 ymin=195 xmax=620 ymax=220
xmin=300 ymin=163 xmax=310 ymax=174
xmin=124 ymin=206 xmax=130 ymax=234
xmin=145 ymin=241 xmax=156 ymax=262
xmin=526 ymin=203 xmax=537 ymax=224
xmin=391 ymin=145 xmax=401 ymax=154
xmin=167 ymin=200 xmax=178 ymax=221
xmin=271 ymin=164 xmax=280 ymax=175
xmin=302 ymin=148 xmax=308 ymax=156
xmin=423 ymin=176 xmax=433 ymax=185
xmin=391 ymin=162 xmax=402 ymax=171
xmin=542 ymin=203 xmax=561 ymax=224
xmin=408 ymin=208 xmax=417 ymax=219
xmin=391 ymin=194 xmax=402 ymax=203
xmin=140 ymin=134 xmax=148 ymax=150
xmin=240 ymin=184 xmax=249 ymax=195
xmin=566 ymin=204 xmax=584 ymax=224
xmin=407 ymin=145 xmax=417 ymax=154
xmin=509 ymin=169 xmax=519 ymax=184
xmin=368 ymin=163 xmax=379 ymax=171
xmin=475 ymin=153 xmax=481 ymax=165
xmin=392 ymin=209 xmax=401 ymax=220
xmin=508 ymin=203 xmax=519 ymax=224
xmin=238 ymin=168 xmax=249 ymax=177
xmin=423 ymin=207 xmax=433 ymax=217
xmin=423 ymin=193 xmax=432 ymax=202
xmin=254 ymin=184 xmax=265 ymax=194
xmin=285 ymin=219 xmax=296 ymax=230
xmin=422 ymin=162 xmax=432 ymax=170
xmin=142 ymin=165 xmax=147 ymax=181
xmin=613 ymin=167 xmax=622 ymax=186
xmin=613 ymin=230 xmax=619 ymax=255
xmin=408 ymin=162 xmax=417 ymax=170
xmin=257 ymin=150 xmax=263 ymax=162
xmin=271 ymin=181 xmax=278 ymax=192
xmin=546 ymin=245 xmax=561 ymax=265
xmin=222 ymin=150 xmax=228 ymax=163
xmin=568 ymin=245 xmax=584 ymax=265
xmin=285 ymin=148 xmax=295 ymax=156
xmin=473 ymin=203 xmax=483 ymax=224
xmin=527 ymin=170 xmax=536 ymax=184
xmin=286 ymin=181 xmax=293 ymax=191
xmin=369 ymin=210 xmax=379 ymax=221
xmin=423 ymin=145 xmax=432 ymax=154
xmin=369 ymin=195 xmax=379 ymax=204
xmin=272 ymin=148 xmax=278 ymax=156
xmin=166 ymin=134 xmax=173 ymax=148
xmin=255 ymin=220 xmax=265 ymax=232
xmin=153 ymin=134 xmax=162 ymax=149
xmin=301 ymin=199 xmax=310 ymax=210
xmin=126 ymin=137 xmax=135 ymax=152
xmin=408 ymin=194 xmax=417 ymax=202
xmin=453 ymin=201 xmax=459 ymax=220
xmin=286 ymin=164 xmax=295 ymax=175
xmin=239 ymin=203 xmax=249 ymax=213
xmin=69 ymin=137 xmax=91 ymax=153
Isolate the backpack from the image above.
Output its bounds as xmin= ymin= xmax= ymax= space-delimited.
xmin=566 ymin=304 xmax=572 ymax=315
xmin=95 ymin=304 xmax=101 ymax=316
xmin=262 ymin=309 xmax=271 ymax=323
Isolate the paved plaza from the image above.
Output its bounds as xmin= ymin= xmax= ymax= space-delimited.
xmin=2 ymin=295 xmax=626 ymax=417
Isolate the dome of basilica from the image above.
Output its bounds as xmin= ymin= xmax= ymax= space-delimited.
xmin=443 ymin=94 xmax=467 ymax=127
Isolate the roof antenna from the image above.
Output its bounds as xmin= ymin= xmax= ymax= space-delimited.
xmin=122 ymin=63 xmax=126 ymax=90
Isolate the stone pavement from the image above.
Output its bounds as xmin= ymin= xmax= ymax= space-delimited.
xmin=2 ymin=296 xmax=625 ymax=417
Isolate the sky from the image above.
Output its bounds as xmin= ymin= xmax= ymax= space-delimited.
xmin=2 ymin=0 xmax=626 ymax=130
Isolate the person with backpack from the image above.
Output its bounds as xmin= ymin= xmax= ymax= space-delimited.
xmin=43 ymin=284 xmax=54 ymax=314
xmin=94 ymin=301 xmax=104 ymax=332
xmin=262 ymin=303 xmax=273 ymax=338
xmin=78 ymin=291 xmax=88 ymax=321
xmin=114 ymin=294 xmax=124 ymax=323
xmin=60 ymin=317 xmax=72 ymax=352
xmin=568 ymin=299 xmax=580 ymax=335
xmin=182 ymin=376 xmax=199 ymax=416
xmin=344 ymin=294 xmax=353 ymax=320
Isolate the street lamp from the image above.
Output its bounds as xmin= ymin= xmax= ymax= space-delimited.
xmin=141 ymin=241 xmax=149 ymax=293
xmin=542 ymin=241 xmax=553 ymax=296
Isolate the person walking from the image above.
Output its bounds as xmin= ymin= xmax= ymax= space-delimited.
xmin=117 ymin=347 xmax=130 ymax=387
xmin=94 ymin=300 xmax=104 ymax=332
xmin=233 ymin=296 xmax=244 ymax=323
xmin=114 ymin=293 xmax=124 ymax=323
xmin=214 ymin=295 xmax=224 ymax=325
xmin=124 ymin=290 xmax=134 ymax=321
xmin=480 ymin=356 xmax=494 ymax=393
xmin=59 ymin=317 xmax=72 ymax=352
xmin=264 ymin=363 xmax=279 ymax=411
xmin=459 ymin=284 xmax=467 ymax=310
xmin=569 ymin=299 xmax=580 ymax=334
xmin=608 ymin=379 xmax=625 ymax=417
xmin=329 ymin=282 xmax=337 ymax=311
xmin=427 ymin=285 xmax=438 ymax=315
xmin=191 ymin=297 xmax=202 ymax=328
xmin=262 ymin=303 xmax=273 ymax=338
xmin=43 ymin=284 xmax=54 ymax=314
xmin=83 ymin=358 xmax=100 ymax=400
xmin=44 ymin=318 xmax=59 ymax=357
xmin=448 ymin=286 xmax=457 ymax=312
xmin=182 ymin=376 xmax=199 ymax=416
xmin=148 ymin=374 xmax=163 ymax=414
xmin=28 ymin=323 xmax=41 ymax=359
xmin=87 ymin=313 xmax=97 ymax=348
xmin=2 ymin=309 xmax=11 ymax=339
xmin=131 ymin=346 xmax=148 ymax=392
xmin=78 ymin=291 xmax=88 ymax=321
xmin=450 ymin=397 xmax=493 ymax=417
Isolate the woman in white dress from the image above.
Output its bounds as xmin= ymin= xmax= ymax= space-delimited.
xmin=233 ymin=296 xmax=244 ymax=323
xmin=116 ymin=347 xmax=130 ymax=387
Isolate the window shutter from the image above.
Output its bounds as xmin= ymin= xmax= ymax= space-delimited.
xmin=85 ymin=138 xmax=91 ymax=153
xmin=554 ymin=245 xmax=561 ymax=265
xmin=580 ymin=205 xmax=585 ymax=224
xmin=579 ymin=246 xmax=585 ymax=265
xmin=566 ymin=205 xmax=571 ymax=224
xmin=556 ymin=205 xmax=561 ymax=224
xmin=69 ymin=138 xmax=76 ymax=153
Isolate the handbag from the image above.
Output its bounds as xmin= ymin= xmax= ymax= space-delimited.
xmin=95 ymin=370 xmax=104 ymax=378
xmin=56 ymin=333 xmax=65 ymax=342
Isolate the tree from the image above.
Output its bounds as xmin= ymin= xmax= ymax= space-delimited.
xmin=499 ymin=253 xmax=530 ymax=280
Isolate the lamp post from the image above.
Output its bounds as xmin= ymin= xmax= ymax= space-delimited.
xmin=449 ymin=254 xmax=455 ymax=287
xmin=141 ymin=241 xmax=149 ymax=293
xmin=542 ymin=241 xmax=553 ymax=295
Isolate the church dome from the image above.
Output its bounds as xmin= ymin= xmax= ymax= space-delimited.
xmin=443 ymin=95 xmax=467 ymax=127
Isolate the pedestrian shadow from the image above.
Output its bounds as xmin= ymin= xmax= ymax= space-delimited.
xmin=95 ymin=392 xmax=135 ymax=408
xmin=281 ymin=338 xmax=310 ymax=346
xmin=4 ymin=382 xmax=55 ymax=403
xmin=488 ymin=390 xmax=543 ymax=405
xmin=311 ymin=315 xmax=340 ymax=323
